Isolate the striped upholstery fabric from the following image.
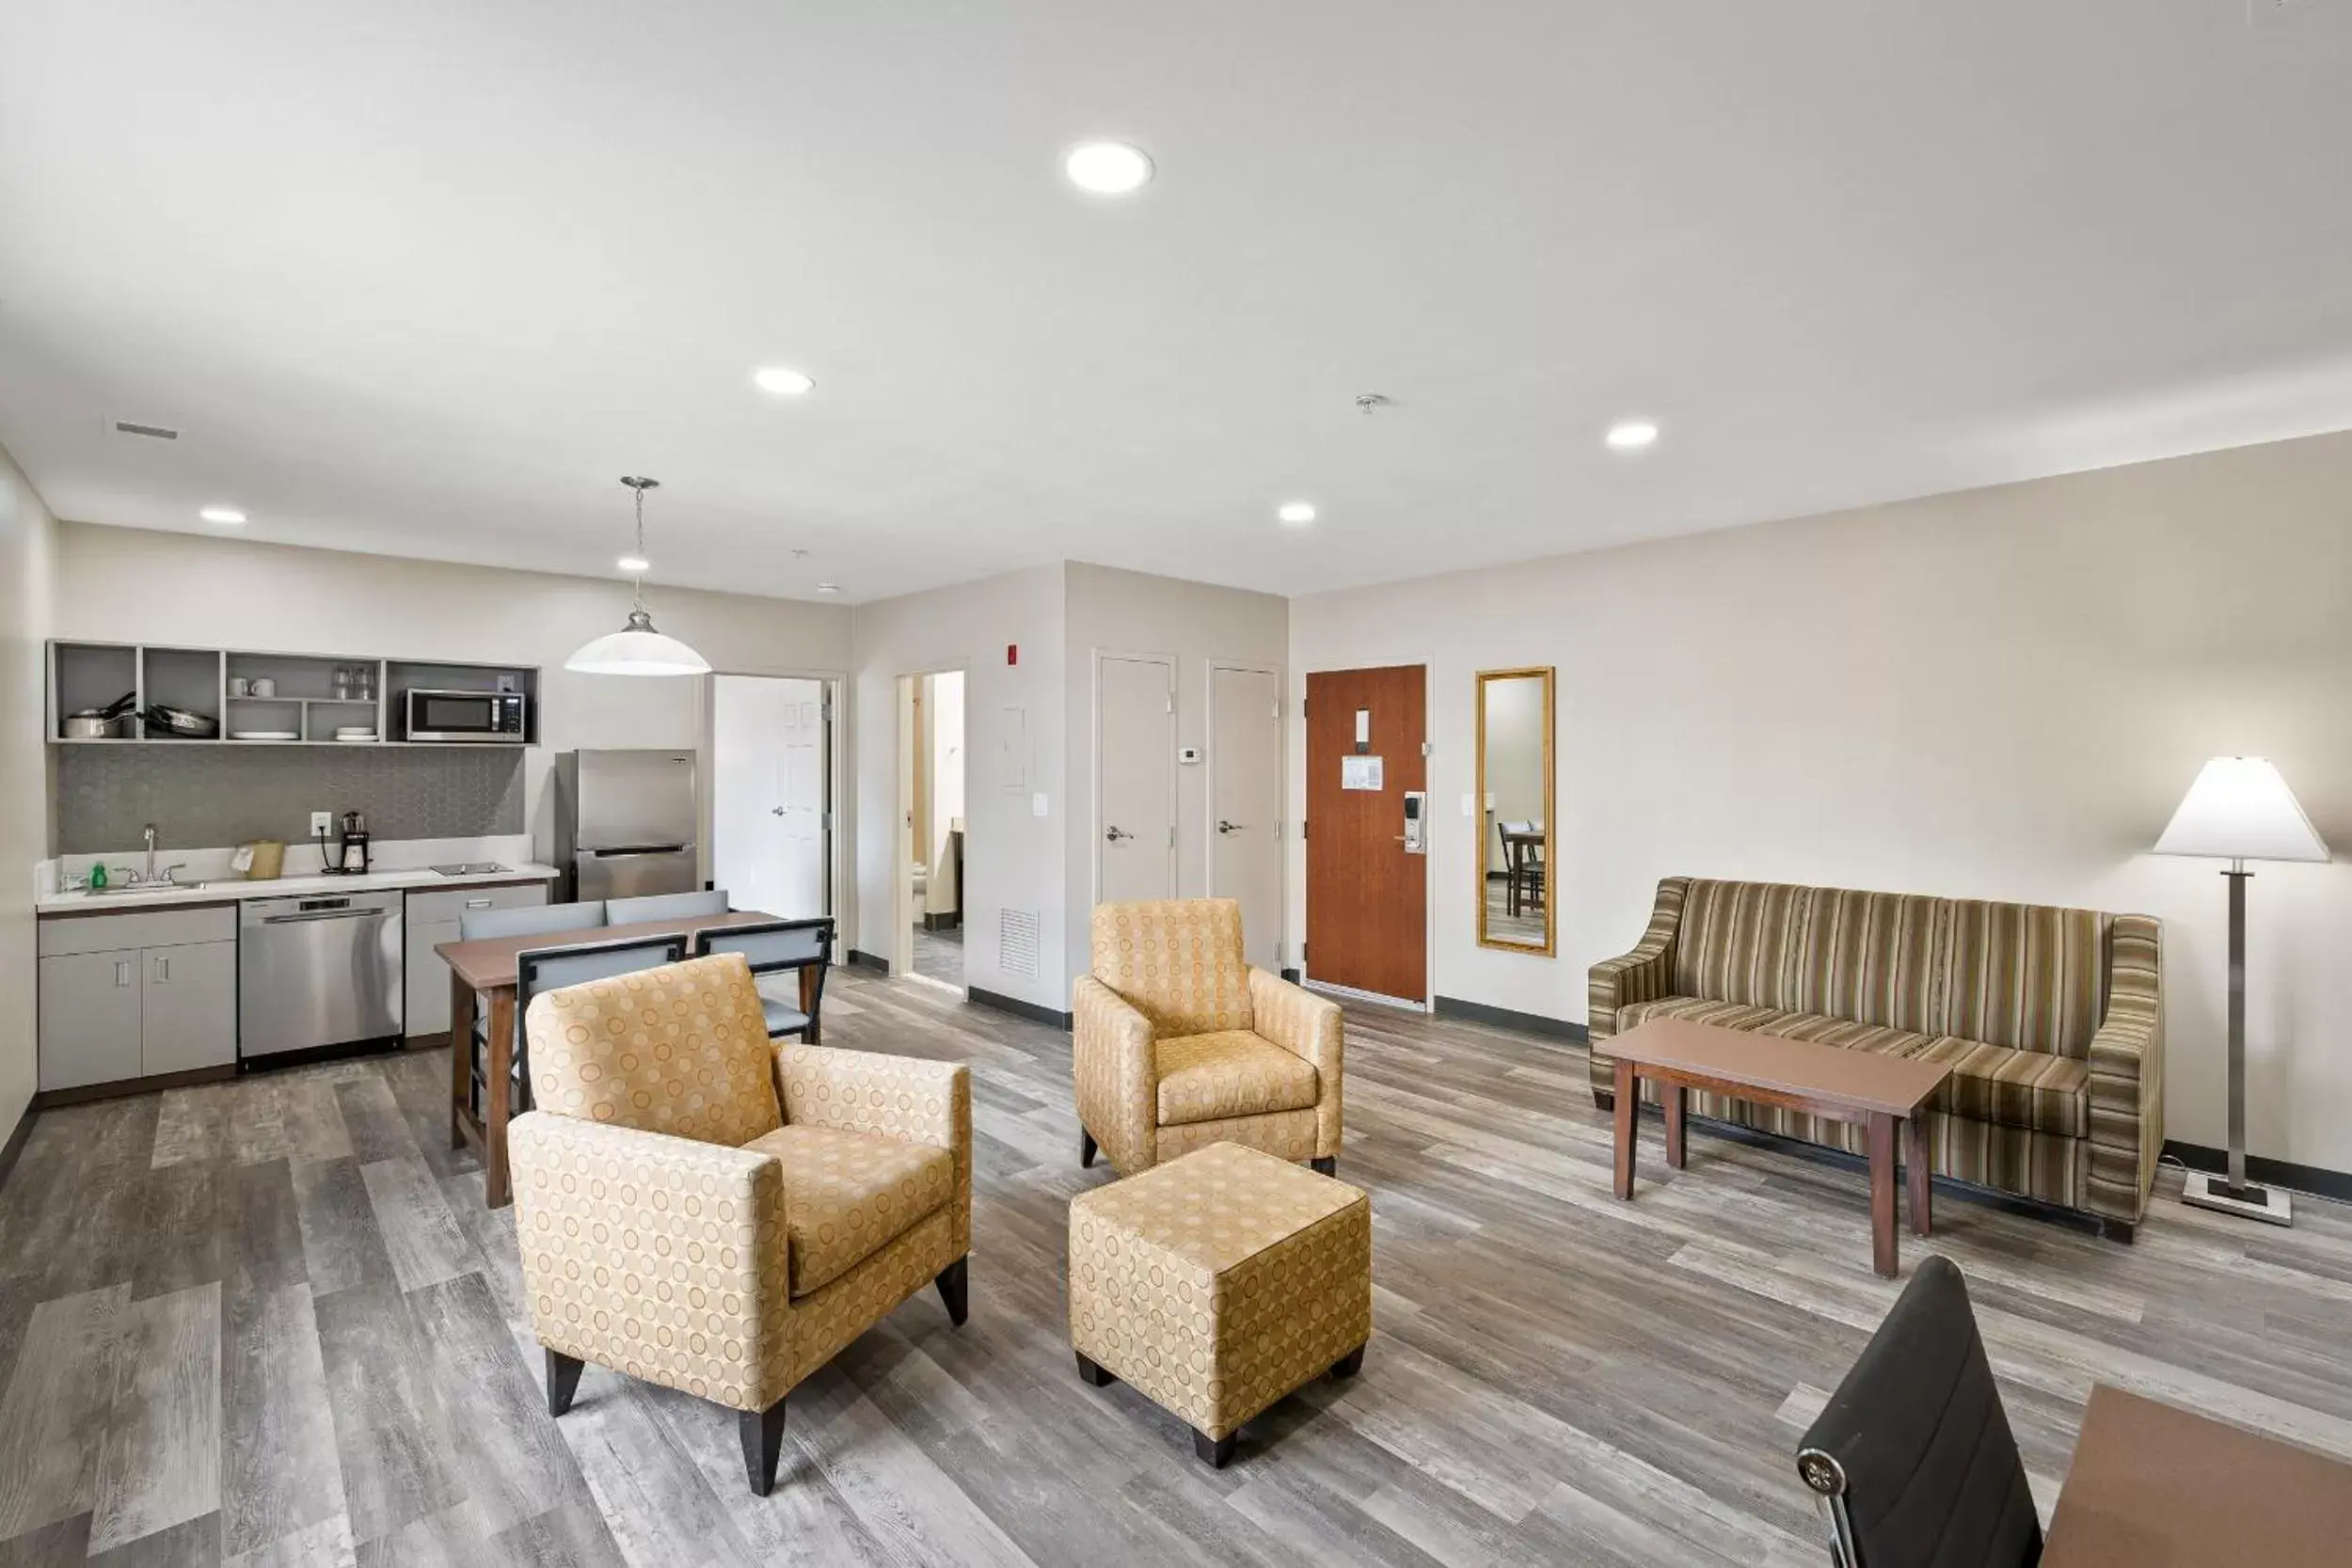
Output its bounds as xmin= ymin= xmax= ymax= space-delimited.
xmin=1943 ymin=900 xmax=2106 ymax=1057
xmin=1907 ymin=1037 xmax=2089 ymax=1139
xmin=1795 ymin=886 xmax=1944 ymax=1036
xmin=1590 ymin=877 xmax=2163 ymax=1227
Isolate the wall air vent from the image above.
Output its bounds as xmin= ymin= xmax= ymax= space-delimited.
xmin=110 ymin=418 xmax=181 ymax=441
xmin=999 ymin=909 xmax=1041 ymax=977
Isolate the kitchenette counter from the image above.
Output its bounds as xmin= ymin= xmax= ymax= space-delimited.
xmin=38 ymin=861 xmax=560 ymax=915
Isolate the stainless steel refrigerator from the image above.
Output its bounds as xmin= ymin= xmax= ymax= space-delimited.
xmin=552 ymin=749 xmax=700 ymax=903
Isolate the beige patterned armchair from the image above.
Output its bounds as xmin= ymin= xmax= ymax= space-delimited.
xmin=507 ymin=953 xmax=971 ymax=1495
xmin=1073 ymin=899 xmax=1344 ymax=1177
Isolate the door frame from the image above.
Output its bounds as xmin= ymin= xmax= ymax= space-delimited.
xmin=1205 ymin=659 xmax=1284 ymax=966
xmin=1090 ymin=648 xmax=1178 ymax=906
xmin=700 ymin=667 xmax=845 ymax=925
xmin=1295 ymin=657 xmax=1438 ymax=1010
xmin=892 ymin=665 xmax=968 ymax=987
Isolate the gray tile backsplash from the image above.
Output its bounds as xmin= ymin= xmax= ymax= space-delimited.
xmin=56 ymin=745 xmax=525 ymax=851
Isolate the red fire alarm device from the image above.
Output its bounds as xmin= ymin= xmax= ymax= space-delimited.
xmin=1007 ymin=643 xmax=1019 ymax=666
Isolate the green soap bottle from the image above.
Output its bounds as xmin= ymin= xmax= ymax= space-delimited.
xmin=88 ymin=862 xmax=108 ymax=891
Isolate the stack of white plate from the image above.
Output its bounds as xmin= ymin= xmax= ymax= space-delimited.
xmin=230 ymin=730 xmax=299 ymax=741
xmin=334 ymin=725 xmax=378 ymax=743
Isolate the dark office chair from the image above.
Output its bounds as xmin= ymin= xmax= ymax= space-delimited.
xmin=1796 ymin=1255 xmax=2042 ymax=1568
xmin=487 ymin=934 xmax=687 ymax=1116
xmin=694 ymin=918 xmax=834 ymax=1041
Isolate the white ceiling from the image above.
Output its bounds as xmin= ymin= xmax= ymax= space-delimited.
xmin=5 ymin=2 xmax=2352 ymax=604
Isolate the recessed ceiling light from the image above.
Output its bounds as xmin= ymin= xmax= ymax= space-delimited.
xmin=199 ymin=506 xmax=246 ymax=525
xmin=816 ymin=581 xmax=840 ymax=595
xmin=754 ymin=366 xmax=815 ymax=396
xmin=617 ymin=554 xmax=651 ymax=574
xmin=1605 ymin=419 xmax=1661 ymax=451
xmin=1277 ymin=500 xmax=1317 ymax=526
xmin=1064 ymin=141 xmax=1153 ymax=196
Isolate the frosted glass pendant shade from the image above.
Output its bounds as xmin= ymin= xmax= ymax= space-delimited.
xmin=564 ymin=609 xmax=711 ymax=677
xmin=2153 ymin=756 xmax=2328 ymax=863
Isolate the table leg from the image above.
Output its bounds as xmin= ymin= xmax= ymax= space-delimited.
xmin=1612 ymin=1061 xmax=1638 ymax=1199
xmin=1867 ymin=1112 xmax=1899 ymax=1277
xmin=799 ymin=965 xmax=820 ymax=1043
xmin=1662 ymin=1083 xmax=1687 ymax=1170
xmin=485 ymin=989 xmax=515 ymax=1209
xmin=1906 ymin=1115 xmax=1932 ymax=1237
xmin=448 ymin=974 xmax=475 ymax=1150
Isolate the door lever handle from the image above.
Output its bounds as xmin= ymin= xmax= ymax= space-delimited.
xmin=1217 ymin=820 xmax=1246 ymax=834
xmin=1104 ymin=826 xmax=1133 ymax=842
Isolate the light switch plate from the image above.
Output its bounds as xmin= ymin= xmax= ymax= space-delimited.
xmin=1032 ymin=792 xmax=1049 ymax=818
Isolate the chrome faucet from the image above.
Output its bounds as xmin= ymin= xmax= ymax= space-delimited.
xmin=131 ymin=825 xmax=186 ymax=888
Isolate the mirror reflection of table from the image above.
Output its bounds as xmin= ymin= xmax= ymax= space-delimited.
xmin=1500 ymin=826 xmax=1545 ymax=917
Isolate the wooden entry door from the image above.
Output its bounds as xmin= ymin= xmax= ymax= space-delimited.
xmin=1305 ymin=665 xmax=1427 ymax=1003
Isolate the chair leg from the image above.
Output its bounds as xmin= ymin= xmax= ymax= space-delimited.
xmin=934 ymin=1256 xmax=969 ymax=1327
xmin=1075 ymin=1352 xmax=1116 ymax=1387
xmin=546 ymin=1350 xmax=584 ymax=1418
xmin=1330 ymin=1343 xmax=1365 ymax=1380
xmin=1080 ymin=1129 xmax=1097 ymax=1168
xmin=1194 ymin=1429 xmax=1235 ymax=1468
xmin=1593 ymin=1089 xmax=1615 ymax=1113
xmin=1310 ymin=1156 xmax=1336 ymax=1178
xmin=739 ymin=1398 xmax=787 ymax=1496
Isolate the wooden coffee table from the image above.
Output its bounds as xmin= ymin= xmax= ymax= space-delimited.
xmin=1600 ymin=1018 xmax=1953 ymax=1277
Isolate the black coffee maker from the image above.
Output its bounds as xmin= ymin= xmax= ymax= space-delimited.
xmin=335 ymin=810 xmax=372 ymax=875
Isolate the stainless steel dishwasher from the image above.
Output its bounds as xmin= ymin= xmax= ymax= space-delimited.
xmin=240 ymin=890 xmax=405 ymax=1064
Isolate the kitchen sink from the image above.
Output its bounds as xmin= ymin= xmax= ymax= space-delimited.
xmin=65 ymin=880 xmax=213 ymax=897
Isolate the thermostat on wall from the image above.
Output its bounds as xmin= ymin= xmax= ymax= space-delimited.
xmin=1178 ymin=746 xmax=1201 ymax=765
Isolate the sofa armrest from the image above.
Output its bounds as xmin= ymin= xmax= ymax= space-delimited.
xmin=1249 ymin=966 xmax=1343 ymax=1160
xmin=777 ymin=1044 xmax=972 ymax=1253
xmin=1588 ymin=877 xmax=1690 ymax=1049
xmin=2085 ymin=913 xmax=2164 ymax=1226
xmin=1073 ymin=975 xmax=1158 ymax=1174
xmin=507 ymin=1110 xmax=791 ymax=1411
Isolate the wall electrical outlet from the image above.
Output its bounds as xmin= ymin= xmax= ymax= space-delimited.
xmin=310 ymin=811 xmax=333 ymax=837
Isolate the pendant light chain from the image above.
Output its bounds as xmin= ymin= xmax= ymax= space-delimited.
xmin=632 ymin=479 xmax=648 ymax=612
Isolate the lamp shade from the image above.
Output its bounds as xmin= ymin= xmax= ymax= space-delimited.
xmin=564 ymin=609 xmax=712 ymax=677
xmin=2153 ymin=756 xmax=2329 ymax=863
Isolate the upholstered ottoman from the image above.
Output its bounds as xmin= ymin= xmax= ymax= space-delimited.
xmin=1068 ymin=1140 xmax=1371 ymax=1466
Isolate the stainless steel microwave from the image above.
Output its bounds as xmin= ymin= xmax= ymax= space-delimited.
xmin=405 ymin=689 xmax=528 ymax=742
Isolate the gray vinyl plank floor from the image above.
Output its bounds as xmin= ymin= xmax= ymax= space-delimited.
xmin=3 ymin=967 xmax=2349 ymax=1564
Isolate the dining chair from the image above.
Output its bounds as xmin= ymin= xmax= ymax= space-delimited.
xmin=497 ymin=934 xmax=691 ymax=1114
xmin=1796 ymin=1255 xmax=2042 ymax=1568
xmin=694 ymin=918 xmax=834 ymax=1041
xmin=608 ymin=888 xmax=731 ymax=924
xmin=458 ymin=899 xmax=607 ymax=941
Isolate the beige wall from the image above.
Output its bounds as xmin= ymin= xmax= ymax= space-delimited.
xmin=1290 ymin=430 xmax=2352 ymax=1173
xmin=1 ymin=445 xmax=57 ymax=1134
xmin=1063 ymin=562 xmax=1289 ymax=984
xmin=849 ymin=563 xmax=1067 ymax=1011
xmin=50 ymin=524 xmax=851 ymax=878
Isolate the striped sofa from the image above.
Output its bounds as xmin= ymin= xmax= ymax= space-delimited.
xmin=1587 ymin=878 xmax=2164 ymax=1238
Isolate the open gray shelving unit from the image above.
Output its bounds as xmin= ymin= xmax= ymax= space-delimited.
xmin=46 ymin=641 xmax=542 ymax=747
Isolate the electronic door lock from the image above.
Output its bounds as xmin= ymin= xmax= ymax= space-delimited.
xmin=1402 ymin=790 xmax=1427 ymax=854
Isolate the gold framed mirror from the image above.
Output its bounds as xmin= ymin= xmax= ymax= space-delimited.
xmin=1475 ymin=667 xmax=1555 ymax=955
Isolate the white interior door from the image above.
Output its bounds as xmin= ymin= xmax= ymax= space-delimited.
xmin=1209 ymin=665 xmax=1283 ymax=970
xmin=1096 ymin=654 xmax=1175 ymax=904
xmin=713 ymin=674 xmax=829 ymax=919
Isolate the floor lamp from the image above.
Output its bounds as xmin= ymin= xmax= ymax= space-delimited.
xmin=2153 ymin=756 xmax=2329 ymax=1226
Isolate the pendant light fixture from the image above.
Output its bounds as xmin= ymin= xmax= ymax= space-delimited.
xmin=565 ymin=476 xmax=711 ymax=676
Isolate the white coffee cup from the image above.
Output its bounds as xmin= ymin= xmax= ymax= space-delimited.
xmin=251 ymin=677 xmax=277 ymax=698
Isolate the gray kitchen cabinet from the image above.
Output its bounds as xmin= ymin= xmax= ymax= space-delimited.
xmin=140 ymin=941 xmax=240 ymax=1074
xmin=38 ymin=948 xmax=145 ymax=1090
xmin=404 ymin=881 xmax=549 ymax=1038
xmin=38 ymin=906 xmax=242 ymax=1091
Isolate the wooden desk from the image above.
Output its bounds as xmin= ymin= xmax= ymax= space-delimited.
xmin=1600 ymin=1018 xmax=1951 ymax=1277
xmin=2042 ymin=1386 xmax=2352 ymax=1567
xmin=437 ymin=909 xmax=786 ymax=1207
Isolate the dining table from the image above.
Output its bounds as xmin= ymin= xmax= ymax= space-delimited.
xmin=438 ymin=908 xmax=793 ymax=1207
xmin=2040 ymin=1384 xmax=2352 ymax=1566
